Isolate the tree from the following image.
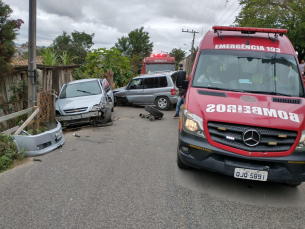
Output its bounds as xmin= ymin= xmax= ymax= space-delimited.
xmin=115 ymin=27 xmax=153 ymax=76
xmin=74 ymin=48 xmax=132 ymax=87
xmin=52 ymin=31 xmax=94 ymax=64
xmin=115 ymin=27 xmax=153 ymax=58
xmin=0 ymin=1 xmax=24 ymax=77
xmin=170 ymin=48 xmax=186 ymax=68
xmin=234 ymin=0 xmax=305 ymax=61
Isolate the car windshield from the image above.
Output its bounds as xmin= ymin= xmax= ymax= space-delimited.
xmin=60 ymin=81 xmax=101 ymax=99
xmin=192 ymin=50 xmax=304 ymax=97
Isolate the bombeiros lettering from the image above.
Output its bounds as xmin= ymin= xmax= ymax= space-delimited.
xmin=206 ymin=104 xmax=300 ymax=123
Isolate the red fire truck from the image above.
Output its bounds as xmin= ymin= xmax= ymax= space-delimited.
xmin=176 ymin=26 xmax=305 ymax=187
xmin=139 ymin=53 xmax=176 ymax=74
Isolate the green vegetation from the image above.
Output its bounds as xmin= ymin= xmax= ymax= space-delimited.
xmin=74 ymin=47 xmax=132 ymax=87
xmin=115 ymin=27 xmax=153 ymax=75
xmin=0 ymin=133 xmax=24 ymax=172
xmin=0 ymin=1 xmax=23 ymax=78
xmin=51 ymin=31 xmax=95 ymax=64
xmin=8 ymin=78 xmax=27 ymax=101
xmin=235 ymin=0 xmax=305 ymax=61
xmin=41 ymin=48 xmax=60 ymax=65
xmin=170 ymin=48 xmax=186 ymax=69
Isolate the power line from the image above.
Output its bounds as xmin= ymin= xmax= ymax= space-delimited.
xmin=182 ymin=29 xmax=199 ymax=53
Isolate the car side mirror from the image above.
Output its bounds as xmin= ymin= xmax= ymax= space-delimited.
xmin=176 ymin=71 xmax=186 ymax=88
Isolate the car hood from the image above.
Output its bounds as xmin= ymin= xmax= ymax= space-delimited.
xmin=113 ymin=87 xmax=126 ymax=93
xmin=186 ymin=87 xmax=305 ymax=131
xmin=56 ymin=95 xmax=102 ymax=112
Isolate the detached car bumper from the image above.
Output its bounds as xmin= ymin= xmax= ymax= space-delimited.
xmin=14 ymin=122 xmax=65 ymax=157
xmin=178 ymin=130 xmax=305 ymax=183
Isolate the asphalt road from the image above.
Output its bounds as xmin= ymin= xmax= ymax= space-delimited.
xmin=1 ymin=106 xmax=305 ymax=229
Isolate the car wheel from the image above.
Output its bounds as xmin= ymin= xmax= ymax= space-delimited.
xmin=145 ymin=105 xmax=164 ymax=119
xmin=285 ymin=182 xmax=302 ymax=187
xmin=177 ymin=148 xmax=189 ymax=169
xmin=155 ymin=96 xmax=170 ymax=110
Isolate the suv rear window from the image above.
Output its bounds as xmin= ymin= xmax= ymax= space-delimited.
xmin=159 ymin=76 xmax=168 ymax=88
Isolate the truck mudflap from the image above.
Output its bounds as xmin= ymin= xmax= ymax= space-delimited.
xmin=178 ymin=130 xmax=305 ymax=183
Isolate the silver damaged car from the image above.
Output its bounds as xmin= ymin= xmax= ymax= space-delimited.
xmin=55 ymin=78 xmax=114 ymax=128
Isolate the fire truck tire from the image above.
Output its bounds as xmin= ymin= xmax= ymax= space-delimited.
xmin=285 ymin=182 xmax=302 ymax=187
xmin=155 ymin=96 xmax=170 ymax=110
xmin=177 ymin=148 xmax=189 ymax=169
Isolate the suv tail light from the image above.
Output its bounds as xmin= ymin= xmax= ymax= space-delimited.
xmin=171 ymin=88 xmax=176 ymax=95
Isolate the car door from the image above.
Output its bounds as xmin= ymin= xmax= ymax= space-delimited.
xmin=125 ymin=78 xmax=144 ymax=104
xmin=142 ymin=77 xmax=158 ymax=104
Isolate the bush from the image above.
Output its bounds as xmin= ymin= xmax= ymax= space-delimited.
xmin=0 ymin=133 xmax=24 ymax=172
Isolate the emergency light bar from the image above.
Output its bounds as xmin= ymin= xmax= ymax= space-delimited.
xmin=212 ymin=26 xmax=287 ymax=35
xmin=150 ymin=53 xmax=170 ymax=57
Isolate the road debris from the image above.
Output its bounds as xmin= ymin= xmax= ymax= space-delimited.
xmin=73 ymin=133 xmax=80 ymax=138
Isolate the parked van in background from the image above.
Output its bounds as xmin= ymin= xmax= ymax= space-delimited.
xmin=176 ymin=26 xmax=305 ymax=187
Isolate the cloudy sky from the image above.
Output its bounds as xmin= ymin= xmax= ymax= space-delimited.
xmin=5 ymin=0 xmax=241 ymax=55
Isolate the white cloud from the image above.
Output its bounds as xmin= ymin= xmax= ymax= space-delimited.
xmin=4 ymin=0 xmax=241 ymax=53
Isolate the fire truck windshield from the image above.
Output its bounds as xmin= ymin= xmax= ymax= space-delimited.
xmin=145 ymin=64 xmax=175 ymax=74
xmin=192 ymin=50 xmax=304 ymax=97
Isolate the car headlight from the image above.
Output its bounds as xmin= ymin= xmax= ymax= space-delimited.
xmin=92 ymin=105 xmax=101 ymax=111
xmin=296 ymin=130 xmax=305 ymax=149
xmin=183 ymin=109 xmax=206 ymax=138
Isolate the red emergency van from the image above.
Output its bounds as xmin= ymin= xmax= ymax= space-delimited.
xmin=176 ymin=26 xmax=305 ymax=187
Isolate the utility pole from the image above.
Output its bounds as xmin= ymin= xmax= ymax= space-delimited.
xmin=182 ymin=29 xmax=199 ymax=53
xmin=28 ymin=0 xmax=37 ymax=107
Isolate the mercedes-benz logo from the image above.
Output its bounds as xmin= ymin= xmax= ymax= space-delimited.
xmin=243 ymin=129 xmax=261 ymax=146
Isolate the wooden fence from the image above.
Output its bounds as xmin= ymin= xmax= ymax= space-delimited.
xmin=0 ymin=65 xmax=78 ymax=130
xmin=37 ymin=90 xmax=55 ymax=123
xmin=0 ymin=107 xmax=39 ymax=135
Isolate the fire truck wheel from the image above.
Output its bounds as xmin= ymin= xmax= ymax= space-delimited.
xmin=155 ymin=96 xmax=170 ymax=110
xmin=177 ymin=148 xmax=189 ymax=169
xmin=285 ymin=182 xmax=302 ymax=187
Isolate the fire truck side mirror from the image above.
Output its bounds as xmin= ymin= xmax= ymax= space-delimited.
xmin=176 ymin=71 xmax=186 ymax=88
xmin=138 ymin=69 xmax=141 ymax=75
xmin=139 ymin=64 xmax=142 ymax=68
